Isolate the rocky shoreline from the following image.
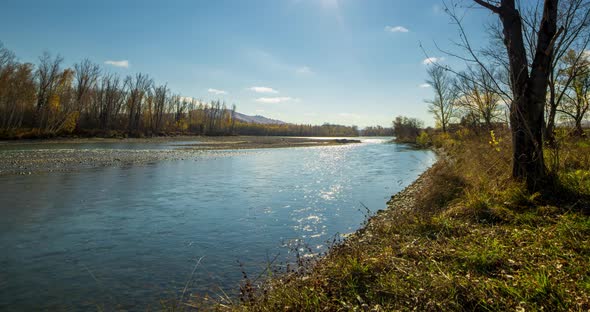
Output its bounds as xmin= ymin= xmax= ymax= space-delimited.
xmin=0 ymin=136 xmax=360 ymax=175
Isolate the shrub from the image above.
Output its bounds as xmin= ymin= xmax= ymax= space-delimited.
xmin=393 ymin=115 xmax=423 ymax=143
xmin=416 ymin=131 xmax=431 ymax=147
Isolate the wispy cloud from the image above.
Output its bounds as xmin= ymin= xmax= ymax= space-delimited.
xmin=296 ymin=66 xmax=314 ymax=74
xmin=104 ymin=60 xmax=129 ymax=68
xmin=249 ymin=86 xmax=279 ymax=94
xmin=208 ymin=88 xmax=227 ymax=95
xmin=255 ymin=97 xmax=294 ymax=104
xmin=246 ymin=48 xmax=315 ymax=76
xmin=384 ymin=25 xmax=409 ymax=33
xmin=423 ymin=57 xmax=444 ymax=65
xmin=420 ymin=83 xmax=431 ymax=88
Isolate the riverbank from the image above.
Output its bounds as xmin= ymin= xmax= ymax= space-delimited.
xmin=224 ymin=132 xmax=590 ymax=311
xmin=0 ymin=136 xmax=360 ymax=175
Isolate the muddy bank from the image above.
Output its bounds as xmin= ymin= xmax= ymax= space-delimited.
xmin=0 ymin=136 xmax=359 ymax=175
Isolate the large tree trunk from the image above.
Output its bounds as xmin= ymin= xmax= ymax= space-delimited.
xmin=525 ymin=0 xmax=558 ymax=189
xmin=499 ymin=2 xmax=547 ymax=190
xmin=510 ymin=94 xmax=546 ymax=190
xmin=474 ymin=0 xmax=559 ymax=190
xmin=511 ymin=96 xmax=547 ymax=190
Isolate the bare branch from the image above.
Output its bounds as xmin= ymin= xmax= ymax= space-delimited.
xmin=473 ymin=0 xmax=501 ymax=13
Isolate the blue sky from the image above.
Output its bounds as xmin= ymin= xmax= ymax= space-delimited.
xmin=0 ymin=0 xmax=494 ymax=127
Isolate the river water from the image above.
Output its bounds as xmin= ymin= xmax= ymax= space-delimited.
xmin=0 ymin=138 xmax=435 ymax=310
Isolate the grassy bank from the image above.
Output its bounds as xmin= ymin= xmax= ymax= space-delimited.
xmin=215 ymin=129 xmax=589 ymax=311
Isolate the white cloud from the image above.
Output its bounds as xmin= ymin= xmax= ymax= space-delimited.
xmin=422 ymin=57 xmax=444 ymax=65
xmin=420 ymin=83 xmax=431 ymax=88
xmin=208 ymin=88 xmax=227 ymax=95
xmin=296 ymin=66 xmax=314 ymax=74
xmin=249 ymin=86 xmax=279 ymax=94
xmin=583 ymin=50 xmax=590 ymax=60
xmin=385 ymin=26 xmax=409 ymax=33
xmin=255 ymin=97 xmax=293 ymax=104
xmin=104 ymin=60 xmax=129 ymax=68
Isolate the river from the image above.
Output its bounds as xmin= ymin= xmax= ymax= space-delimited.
xmin=0 ymin=137 xmax=435 ymax=310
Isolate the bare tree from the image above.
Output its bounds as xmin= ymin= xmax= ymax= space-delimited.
xmin=473 ymin=0 xmax=560 ymax=190
xmin=36 ymin=52 xmax=64 ymax=129
xmin=456 ymin=65 xmax=504 ymax=129
xmin=558 ymin=49 xmax=590 ymax=135
xmin=124 ymin=73 xmax=152 ymax=134
xmin=543 ymin=0 xmax=590 ymax=142
xmin=74 ymin=59 xmax=100 ymax=129
xmin=96 ymin=73 xmax=125 ymax=130
xmin=426 ymin=65 xmax=458 ymax=133
xmin=174 ymin=95 xmax=187 ymax=123
xmin=152 ymin=84 xmax=167 ymax=133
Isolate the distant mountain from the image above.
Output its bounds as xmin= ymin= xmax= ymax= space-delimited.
xmin=233 ymin=112 xmax=286 ymax=125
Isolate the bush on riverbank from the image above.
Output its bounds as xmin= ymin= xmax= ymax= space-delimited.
xmin=214 ymin=129 xmax=590 ymax=311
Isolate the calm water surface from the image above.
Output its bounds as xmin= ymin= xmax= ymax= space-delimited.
xmin=0 ymin=138 xmax=435 ymax=310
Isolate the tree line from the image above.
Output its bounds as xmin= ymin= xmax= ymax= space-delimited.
xmin=0 ymin=44 xmax=243 ymax=138
xmin=0 ymin=43 xmax=370 ymax=139
xmin=360 ymin=125 xmax=394 ymax=136
xmin=234 ymin=122 xmax=360 ymax=137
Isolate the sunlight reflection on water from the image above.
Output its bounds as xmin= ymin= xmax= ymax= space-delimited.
xmin=0 ymin=137 xmax=435 ymax=310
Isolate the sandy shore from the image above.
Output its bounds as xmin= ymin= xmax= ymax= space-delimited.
xmin=0 ymin=136 xmax=360 ymax=175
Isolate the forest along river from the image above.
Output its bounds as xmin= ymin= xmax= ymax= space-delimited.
xmin=0 ymin=137 xmax=435 ymax=310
